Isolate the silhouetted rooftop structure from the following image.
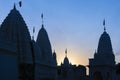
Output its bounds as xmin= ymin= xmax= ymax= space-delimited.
xmin=0 ymin=5 xmax=57 ymax=80
xmin=0 ymin=4 xmax=33 ymax=63
xmin=89 ymin=20 xmax=116 ymax=80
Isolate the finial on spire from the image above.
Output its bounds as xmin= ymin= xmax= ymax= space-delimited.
xmin=41 ymin=13 xmax=44 ymax=28
xmin=65 ymin=48 xmax=67 ymax=57
xmin=13 ymin=1 xmax=22 ymax=9
xmin=103 ymin=19 xmax=106 ymax=32
xmin=32 ymin=27 xmax=35 ymax=40
xmin=13 ymin=3 xmax=16 ymax=9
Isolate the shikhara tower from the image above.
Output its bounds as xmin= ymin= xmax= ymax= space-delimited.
xmin=0 ymin=5 xmax=34 ymax=80
xmin=89 ymin=20 xmax=116 ymax=80
xmin=0 ymin=3 xmax=118 ymax=80
xmin=0 ymin=5 xmax=57 ymax=80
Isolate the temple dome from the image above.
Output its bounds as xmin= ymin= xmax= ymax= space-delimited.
xmin=0 ymin=5 xmax=31 ymax=42
xmin=97 ymin=31 xmax=113 ymax=54
xmin=63 ymin=56 xmax=70 ymax=66
xmin=36 ymin=26 xmax=52 ymax=51
xmin=0 ymin=5 xmax=33 ymax=64
xmin=36 ymin=25 xmax=53 ymax=65
xmin=96 ymin=30 xmax=115 ymax=65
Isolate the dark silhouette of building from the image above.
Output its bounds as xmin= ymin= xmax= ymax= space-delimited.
xmin=89 ymin=21 xmax=116 ymax=80
xmin=116 ymin=63 xmax=120 ymax=80
xmin=0 ymin=4 xmax=119 ymax=80
xmin=57 ymin=50 xmax=86 ymax=80
xmin=0 ymin=5 xmax=57 ymax=80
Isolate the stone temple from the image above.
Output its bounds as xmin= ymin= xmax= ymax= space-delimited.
xmin=0 ymin=4 xmax=120 ymax=80
xmin=89 ymin=26 xmax=116 ymax=80
xmin=0 ymin=5 xmax=57 ymax=80
xmin=57 ymin=50 xmax=86 ymax=80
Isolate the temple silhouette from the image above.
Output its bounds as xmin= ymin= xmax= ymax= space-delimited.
xmin=0 ymin=5 xmax=120 ymax=80
xmin=89 ymin=26 xmax=116 ymax=80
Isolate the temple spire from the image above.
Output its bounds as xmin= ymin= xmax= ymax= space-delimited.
xmin=41 ymin=13 xmax=44 ymax=28
xmin=103 ymin=19 xmax=106 ymax=32
xmin=65 ymin=48 xmax=67 ymax=57
xmin=32 ymin=27 xmax=35 ymax=40
xmin=13 ymin=3 xmax=16 ymax=9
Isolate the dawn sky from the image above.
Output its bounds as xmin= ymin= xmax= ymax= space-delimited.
xmin=0 ymin=0 xmax=120 ymax=66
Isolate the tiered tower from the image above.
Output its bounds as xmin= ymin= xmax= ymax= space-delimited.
xmin=0 ymin=5 xmax=34 ymax=80
xmin=89 ymin=20 xmax=116 ymax=80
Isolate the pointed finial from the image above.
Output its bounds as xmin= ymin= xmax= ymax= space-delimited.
xmin=32 ymin=27 xmax=35 ymax=40
xmin=53 ymin=50 xmax=56 ymax=58
xmin=41 ymin=13 xmax=44 ymax=28
xmin=65 ymin=48 xmax=67 ymax=57
xmin=42 ymin=24 xmax=44 ymax=28
xmin=41 ymin=13 xmax=43 ymax=22
xmin=13 ymin=3 xmax=16 ymax=9
xmin=103 ymin=19 xmax=106 ymax=32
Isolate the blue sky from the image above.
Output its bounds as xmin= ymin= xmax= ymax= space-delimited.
xmin=0 ymin=0 xmax=120 ymax=65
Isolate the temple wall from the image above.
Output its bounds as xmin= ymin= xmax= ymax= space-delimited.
xmin=0 ymin=50 xmax=18 ymax=80
xmin=35 ymin=64 xmax=57 ymax=80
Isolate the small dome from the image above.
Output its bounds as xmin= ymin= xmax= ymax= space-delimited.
xmin=63 ymin=56 xmax=69 ymax=66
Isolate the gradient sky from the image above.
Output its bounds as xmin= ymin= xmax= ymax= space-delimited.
xmin=0 ymin=0 xmax=120 ymax=66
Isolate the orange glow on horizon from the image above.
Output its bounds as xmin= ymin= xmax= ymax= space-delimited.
xmin=56 ymin=49 xmax=89 ymax=66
